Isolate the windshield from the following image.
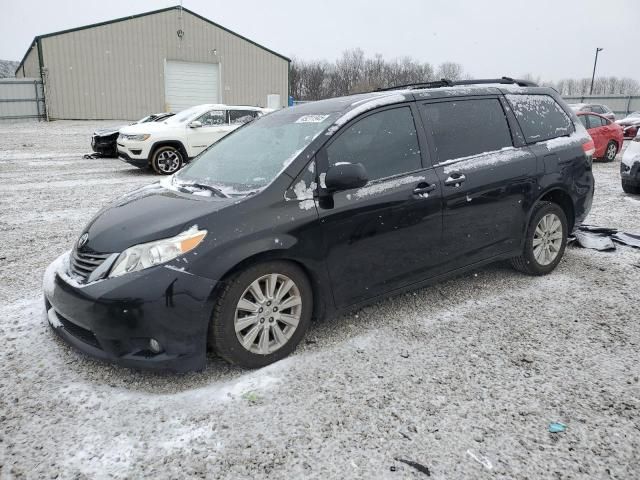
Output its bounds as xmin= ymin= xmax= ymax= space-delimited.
xmin=165 ymin=106 xmax=209 ymax=124
xmin=175 ymin=109 xmax=337 ymax=194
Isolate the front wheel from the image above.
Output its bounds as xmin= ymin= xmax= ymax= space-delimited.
xmin=209 ymin=261 xmax=313 ymax=368
xmin=151 ymin=146 xmax=183 ymax=175
xmin=511 ymin=202 xmax=568 ymax=276
xmin=604 ymin=141 xmax=618 ymax=162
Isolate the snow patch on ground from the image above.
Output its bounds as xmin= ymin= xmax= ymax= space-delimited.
xmin=2 ymin=121 xmax=640 ymax=479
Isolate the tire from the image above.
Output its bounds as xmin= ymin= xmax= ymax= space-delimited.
xmin=622 ymin=181 xmax=640 ymax=195
xmin=151 ymin=146 xmax=183 ymax=175
xmin=604 ymin=141 xmax=618 ymax=162
xmin=209 ymin=261 xmax=313 ymax=368
xmin=511 ymin=202 xmax=568 ymax=276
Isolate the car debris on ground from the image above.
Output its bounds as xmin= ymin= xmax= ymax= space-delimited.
xmin=571 ymin=224 xmax=640 ymax=251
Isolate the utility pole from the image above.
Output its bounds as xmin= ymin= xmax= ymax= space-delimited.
xmin=589 ymin=47 xmax=603 ymax=95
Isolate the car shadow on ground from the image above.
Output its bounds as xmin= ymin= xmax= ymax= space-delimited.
xmin=47 ymin=260 xmax=520 ymax=393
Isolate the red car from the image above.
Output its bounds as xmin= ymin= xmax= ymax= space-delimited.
xmin=577 ymin=112 xmax=624 ymax=162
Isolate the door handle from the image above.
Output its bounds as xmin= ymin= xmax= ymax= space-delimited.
xmin=444 ymin=173 xmax=466 ymax=186
xmin=413 ymin=182 xmax=437 ymax=195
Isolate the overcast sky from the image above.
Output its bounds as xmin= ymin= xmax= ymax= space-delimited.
xmin=1 ymin=0 xmax=636 ymax=82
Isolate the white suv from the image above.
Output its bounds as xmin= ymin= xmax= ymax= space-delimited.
xmin=117 ymin=104 xmax=269 ymax=174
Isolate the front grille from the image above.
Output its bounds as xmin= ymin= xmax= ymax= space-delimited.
xmin=57 ymin=312 xmax=101 ymax=349
xmin=70 ymin=249 xmax=111 ymax=282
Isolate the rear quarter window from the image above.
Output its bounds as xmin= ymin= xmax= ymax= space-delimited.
xmin=506 ymin=94 xmax=573 ymax=143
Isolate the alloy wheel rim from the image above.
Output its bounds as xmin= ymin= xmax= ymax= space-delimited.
xmin=533 ymin=213 xmax=563 ymax=266
xmin=157 ymin=150 xmax=180 ymax=173
xmin=606 ymin=144 xmax=616 ymax=160
xmin=234 ymin=273 xmax=302 ymax=355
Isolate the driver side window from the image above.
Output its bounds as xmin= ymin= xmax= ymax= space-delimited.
xmin=326 ymin=106 xmax=421 ymax=182
xmin=198 ymin=110 xmax=227 ymax=126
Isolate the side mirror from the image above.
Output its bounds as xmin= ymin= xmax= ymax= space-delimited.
xmin=324 ymin=163 xmax=368 ymax=192
xmin=189 ymin=121 xmax=202 ymax=129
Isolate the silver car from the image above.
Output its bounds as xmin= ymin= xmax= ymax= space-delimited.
xmin=569 ymin=103 xmax=615 ymax=121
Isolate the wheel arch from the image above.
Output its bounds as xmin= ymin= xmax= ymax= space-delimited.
xmin=534 ymin=187 xmax=576 ymax=232
xmin=206 ymin=246 xmax=331 ymax=336
xmin=149 ymin=140 xmax=189 ymax=162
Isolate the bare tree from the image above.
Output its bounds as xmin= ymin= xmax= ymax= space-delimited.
xmin=289 ymin=50 xmax=449 ymax=100
xmin=303 ymin=61 xmax=329 ymax=100
xmin=290 ymin=51 xmax=640 ymax=102
xmin=288 ymin=57 xmax=304 ymax=101
xmin=549 ymin=76 xmax=640 ymax=96
xmin=435 ymin=62 xmax=464 ymax=81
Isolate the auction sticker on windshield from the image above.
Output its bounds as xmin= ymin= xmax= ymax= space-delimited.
xmin=295 ymin=115 xmax=330 ymax=123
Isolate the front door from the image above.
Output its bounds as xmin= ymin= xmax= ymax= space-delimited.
xmin=317 ymin=104 xmax=444 ymax=308
xmin=418 ymin=97 xmax=537 ymax=267
xmin=188 ymin=109 xmax=233 ymax=156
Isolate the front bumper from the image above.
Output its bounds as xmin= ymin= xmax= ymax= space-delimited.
xmin=91 ymin=135 xmax=118 ymax=157
xmin=43 ymin=252 xmax=217 ymax=373
xmin=118 ymin=150 xmax=149 ymax=169
xmin=117 ymin=139 xmax=151 ymax=168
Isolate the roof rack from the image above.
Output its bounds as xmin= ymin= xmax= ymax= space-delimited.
xmin=376 ymin=76 xmax=538 ymax=92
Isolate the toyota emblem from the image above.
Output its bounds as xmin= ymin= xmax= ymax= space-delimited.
xmin=77 ymin=233 xmax=89 ymax=249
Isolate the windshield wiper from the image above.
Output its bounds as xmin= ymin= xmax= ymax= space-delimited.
xmin=176 ymin=181 xmax=229 ymax=198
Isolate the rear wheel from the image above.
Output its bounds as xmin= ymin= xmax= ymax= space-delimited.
xmin=209 ymin=261 xmax=313 ymax=368
xmin=511 ymin=202 xmax=568 ymax=276
xmin=622 ymin=181 xmax=640 ymax=195
xmin=151 ymin=146 xmax=183 ymax=175
xmin=604 ymin=141 xmax=618 ymax=162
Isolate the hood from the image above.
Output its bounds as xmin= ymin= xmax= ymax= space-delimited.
xmin=80 ymin=182 xmax=236 ymax=253
xmin=119 ymin=122 xmax=183 ymax=135
xmin=94 ymin=126 xmax=122 ymax=136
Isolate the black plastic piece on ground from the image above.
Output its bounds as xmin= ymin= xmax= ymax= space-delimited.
xmin=612 ymin=232 xmax=640 ymax=248
xmin=394 ymin=458 xmax=431 ymax=476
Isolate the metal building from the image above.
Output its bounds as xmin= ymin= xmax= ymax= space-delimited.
xmin=15 ymin=6 xmax=290 ymax=120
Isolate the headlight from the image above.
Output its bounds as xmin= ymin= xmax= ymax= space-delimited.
xmin=109 ymin=227 xmax=207 ymax=278
xmin=120 ymin=134 xmax=150 ymax=141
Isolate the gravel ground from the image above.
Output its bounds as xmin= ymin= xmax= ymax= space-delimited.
xmin=1 ymin=120 xmax=639 ymax=479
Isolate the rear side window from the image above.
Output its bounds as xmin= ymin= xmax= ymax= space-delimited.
xmin=326 ymin=106 xmax=421 ymax=181
xmin=506 ymin=94 xmax=572 ymax=143
xmin=229 ymin=110 xmax=258 ymax=125
xmin=420 ymin=98 xmax=513 ymax=162
xmin=579 ymin=116 xmax=588 ymax=128
xmin=198 ymin=110 xmax=226 ymax=126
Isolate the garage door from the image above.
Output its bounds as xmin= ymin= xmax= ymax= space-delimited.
xmin=164 ymin=61 xmax=220 ymax=112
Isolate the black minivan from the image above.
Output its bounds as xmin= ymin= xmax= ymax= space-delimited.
xmin=44 ymin=78 xmax=595 ymax=372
